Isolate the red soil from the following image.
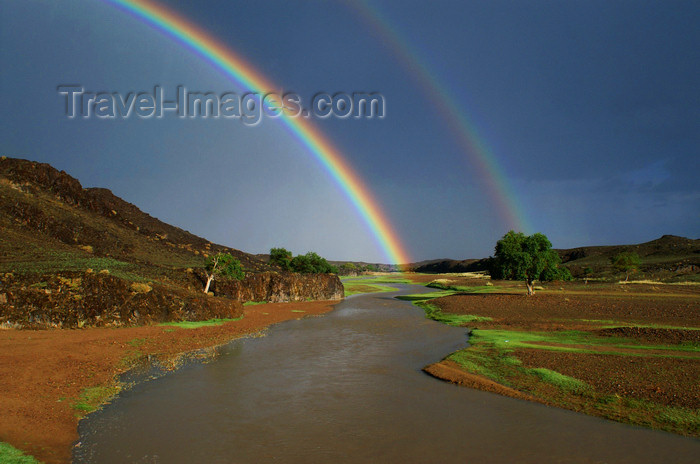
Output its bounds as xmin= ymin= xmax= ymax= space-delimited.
xmin=0 ymin=300 xmax=337 ymax=464
xmin=515 ymin=349 xmax=700 ymax=410
xmin=433 ymin=291 xmax=700 ymax=330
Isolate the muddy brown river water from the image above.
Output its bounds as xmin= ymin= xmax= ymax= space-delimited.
xmin=74 ymin=285 xmax=700 ymax=463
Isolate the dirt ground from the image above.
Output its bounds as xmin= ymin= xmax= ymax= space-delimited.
xmin=0 ymin=300 xmax=338 ymax=464
xmin=429 ymin=283 xmax=700 ymax=435
xmin=433 ymin=289 xmax=700 ymax=330
xmin=515 ymin=349 xmax=700 ymax=410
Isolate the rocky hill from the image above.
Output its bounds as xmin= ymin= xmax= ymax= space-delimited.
xmin=0 ymin=157 xmax=342 ymax=328
xmin=558 ymin=235 xmax=699 ymax=279
xmin=411 ymin=258 xmax=491 ymax=274
xmin=413 ymin=235 xmax=699 ymax=281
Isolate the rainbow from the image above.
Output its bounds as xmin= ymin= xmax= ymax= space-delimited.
xmin=353 ymin=0 xmax=531 ymax=233
xmin=103 ymin=0 xmax=411 ymax=266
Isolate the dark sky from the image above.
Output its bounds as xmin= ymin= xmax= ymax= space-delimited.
xmin=2 ymin=0 xmax=698 ymax=263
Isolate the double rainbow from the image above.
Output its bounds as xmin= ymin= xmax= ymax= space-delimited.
xmin=104 ymin=0 xmax=411 ymax=266
xmin=353 ymin=0 xmax=530 ymax=233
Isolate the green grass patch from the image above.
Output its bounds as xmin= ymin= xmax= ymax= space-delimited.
xmin=396 ymin=285 xmax=497 ymax=303
xmin=395 ymin=289 xmax=459 ymax=302
xmin=159 ymin=316 xmax=243 ymax=329
xmin=72 ymin=384 xmax=121 ymax=415
xmin=243 ymin=301 xmax=267 ymax=306
xmin=653 ymin=404 xmax=700 ymax=430
xmin=0 ymin=251 xmax=133 ymax=275
xmin=529 ymin=367 xmax=591 ymax=393
xmin=291 ymin=310 xmax=305 ymax=313
xmin=367 ymin=277 xmax=416 ymax=284
xmin=344 ymin=282 xmax=398 ymax=296
xmin=447 ymin=344 xmax=590 ymax=393
xmin=593 ymin=396 xmax=700 ymax=435
xmin=469 ymin=329 xmax=699 ymax=357
xmin=578 ymin=319 xmax=700 ymax=331
xmin=417 ymin=302 xmax=493 ymax=326
xmin=448 ymin=346 xmax=513 ymax=383
xmin=426 ymin=281 xmax=499 ymax=293
xmin=0 ymin=442 xmax=41 ymax=464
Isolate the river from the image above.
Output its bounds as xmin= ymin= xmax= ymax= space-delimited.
xmin=74 ymin=284 xmax=700 ymax=463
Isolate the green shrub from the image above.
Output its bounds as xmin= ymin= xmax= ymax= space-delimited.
xmin=270 ymin=247 xmax=293 ymax=270
xmin=290 ymin=251 xmax=337 ymax=274
xmin=0 ymin=442 xmax=40 ymax=464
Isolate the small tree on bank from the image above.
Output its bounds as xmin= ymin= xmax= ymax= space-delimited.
xmin=492 ymin=231 xmax=568 ymax=296
xmin=610 ymin=251 xmax=641 ymax=282
xmin=203 ymin=252 xmax=244 ymax=293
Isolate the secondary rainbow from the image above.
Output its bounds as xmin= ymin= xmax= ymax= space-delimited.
xmin=353 ymin=0 xmax=531 ymax=233
xmin=104 ymin=0 xmax=411 ymax=266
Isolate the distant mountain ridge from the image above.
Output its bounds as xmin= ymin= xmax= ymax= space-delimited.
xmin=556 ymin=235 xmax=699 ymax=277
xmin=411 ymin=235 xmax=699 ymax=278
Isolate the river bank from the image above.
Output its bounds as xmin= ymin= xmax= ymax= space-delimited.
xmin=72 ymin=283 xmax=700 ymax=463
xmin=0 ymin=300 xmax=338 ymax=464
xmin=412 ymin=280 xmax=700 ymax=437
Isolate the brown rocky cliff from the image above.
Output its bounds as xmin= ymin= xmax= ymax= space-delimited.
xmin=0 ymin=271 xmax=243 ymax=329
xmin=205 ymin=272 xmax=344 ymax=303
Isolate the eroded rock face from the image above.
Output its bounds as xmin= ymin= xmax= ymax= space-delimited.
xmin=211 ymin=272 xmax=344 ymax=303
xmin=0 ymin=271 xmax=342 ymax=328
xmin=0 ymin=272 xmax=242 ymax=329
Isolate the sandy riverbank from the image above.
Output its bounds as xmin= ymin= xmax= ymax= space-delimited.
xmin=0 ymin=300 xmax=338 ymax=464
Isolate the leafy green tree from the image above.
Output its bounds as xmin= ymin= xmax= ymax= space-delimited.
xmin=290 ymin=251 xmax=337 ymax=274
xmin=307 ymin=252 xmax=335 ymax=273
xmin=203 ymin=253 xmax=244 ymax=293
xmin=492 ymin=231 xmax=564 ymax=295
xmin=540 ymin=264 xmax=572 ymax=282
xmin=289 ymin=253 xmax=313 ymax=273
xmin=270 ymin=247 xmax=293 ymax=270
xmin=610 ymin=251 xmax=641 ymax=281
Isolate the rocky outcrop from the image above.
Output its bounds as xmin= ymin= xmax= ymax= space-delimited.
xmin=0 ymin=157 xmax=270 ymax=271
xmin=0 ymin=157 xmax=342 ymax=327
xmin=210 ymin=272 xmax=344 ymax=303
xmin=0 ymin=271 xmax=243 ymax=329
xmin=0 ymin=269 xmax=341 ymax=328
